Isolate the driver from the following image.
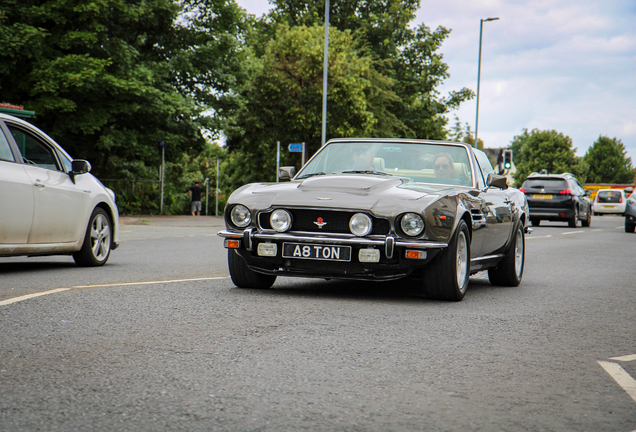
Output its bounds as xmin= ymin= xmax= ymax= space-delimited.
xmin=433 ymin=153 xmax=457 ymax=179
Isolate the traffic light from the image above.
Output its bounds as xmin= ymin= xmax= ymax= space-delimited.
xmin=503 ymin=149 xmax=513 ymax=170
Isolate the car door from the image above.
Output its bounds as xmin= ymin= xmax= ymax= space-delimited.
xmin=6 ymin=122 xmax=86 ymax=244
xmin=0 ymin=125 xmax=34 ymax=244
xmin=473 ymin=150 xmax=514 ymax=256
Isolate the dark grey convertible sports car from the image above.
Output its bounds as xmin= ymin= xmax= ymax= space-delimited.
xmin=218 ymin=138 xmax=531 ymax=301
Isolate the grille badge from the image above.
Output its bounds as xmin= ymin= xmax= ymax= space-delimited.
xmin=314 ymin=217 xmax=327 ymax=228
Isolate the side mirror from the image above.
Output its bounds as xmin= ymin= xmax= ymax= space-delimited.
xmin=486 ymin=173 xmax=508 ymax=190
xmin=279 ymin=166 xmax=296 ymax=180
xmin=72 ymin=159 xmax=92 ymax=174
xmin=585 ymin=190 xmax=592 ymax=196
xmin=625 ymin=187 xmax=633 ymax=194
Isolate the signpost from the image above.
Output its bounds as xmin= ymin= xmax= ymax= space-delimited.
xmin=289 ymin=142 xmax=306 ymax=167
xmin=157 ymin=141 xmax=167 ymax=214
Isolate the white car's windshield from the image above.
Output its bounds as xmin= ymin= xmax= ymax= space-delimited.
xmin=297 ymin=141 xmax=473 ymax=186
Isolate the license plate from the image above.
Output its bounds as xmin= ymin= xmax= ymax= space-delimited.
xmin=533 ymin=194 xmax=553 ymax=199
xmin=282 ymin=243 xmax=351 ymax=262
xmin=603 ymin=205 xmax=615 ymax=208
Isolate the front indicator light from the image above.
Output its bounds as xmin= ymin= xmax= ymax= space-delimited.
xmin=257 ymin=243 xmax=278 ymax=257
xmin=359 ymin=248 xmax=380 ymax=263
xmin=405 ymin=250 xmax=427 ymax=260
xmin=225 ymin=239 xmax=240 ymax=249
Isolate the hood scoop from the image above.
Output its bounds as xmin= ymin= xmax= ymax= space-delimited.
xmin=298 ymin=175 xmax=405 ymax=195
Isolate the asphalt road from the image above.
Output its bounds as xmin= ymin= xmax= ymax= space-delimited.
xmin=1 ymin=215 xmax=635 ymax=431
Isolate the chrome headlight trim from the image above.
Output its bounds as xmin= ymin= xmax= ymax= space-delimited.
xmin=400 ymin=213 xmax=425 ymax=237
xmin=270 ymin=209 xmax=292 ymax=232
xmin=349 ymin=213 xmax=372 ymax=237
xmin=230 ymin=204 xmax=252 ymax=228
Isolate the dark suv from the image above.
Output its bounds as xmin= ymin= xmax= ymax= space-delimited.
xmin=520 ymin=173 xmax=592 ymax=227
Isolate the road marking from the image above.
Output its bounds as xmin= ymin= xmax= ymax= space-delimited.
xmin=526 ymin=235 xmax=552 ymax=240
xmin=0 ymin=276 xmax=229 ymax=307
xmin=0 ymin=288 xmax=71 ymax=306
xmin=598 ymin=361 xmax=636 ymax=403
xmin=562 ymin=231 xmax=584 ymax=235
xmin=611 ymin=354 xmax=636 ymax=362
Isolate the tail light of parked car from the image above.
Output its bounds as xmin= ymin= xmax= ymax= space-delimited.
xmin=520 ymin=188 xmax=527 ymax=194
xmin=559 ymin=189 xmax=572 ymax=195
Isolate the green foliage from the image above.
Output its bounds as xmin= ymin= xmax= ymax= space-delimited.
xmin=447 ymin=115 xmax=483 ymax=148
xmin=224 ymin=24 xmax=379 ymax=191
xmin=0 ymin=0 xmax=245 ymax=181
xmin=583 ymin=136 xmax=634 ymax=184
xmin=510 ymin=129 xmax=587 ymax=187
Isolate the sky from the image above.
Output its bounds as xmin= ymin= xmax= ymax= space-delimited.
xmin=234 ymin=0 xmax=636 ymax=163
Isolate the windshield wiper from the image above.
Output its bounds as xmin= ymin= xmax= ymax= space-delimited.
xmin=296 ymin=172 xmax=328 ymax=179
xmin=341 ymin=170 xmax=392 ymax=176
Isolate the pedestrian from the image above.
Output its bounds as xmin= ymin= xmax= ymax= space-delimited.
xmin=188 ymin=180 xmax=203 ymax=216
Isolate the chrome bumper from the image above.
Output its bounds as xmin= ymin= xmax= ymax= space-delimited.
xmin=217 ymin=229 xmax=448 ymax=259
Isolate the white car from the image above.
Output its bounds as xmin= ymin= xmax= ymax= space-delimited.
xmin=592 ymin=189 xmax=627 ymax=215
xmin=0 ymin=113 xmax=119 ymax=265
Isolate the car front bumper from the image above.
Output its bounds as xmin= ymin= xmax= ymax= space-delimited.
xmin=218 ymin=229 xmax=448 ymax=281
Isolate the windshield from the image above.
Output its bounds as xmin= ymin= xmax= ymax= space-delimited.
xmin=296 ymin=141 xmax=473 ymax=186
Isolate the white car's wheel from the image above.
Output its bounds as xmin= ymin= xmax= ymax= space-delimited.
xmin=73 ymin=208 xmax=112 ymax=267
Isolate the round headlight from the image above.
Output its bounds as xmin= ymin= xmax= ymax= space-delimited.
xmin=401 ymin=213 xmax=424 ymax=236
xmin=270 ymin=209 xmax=292 ymax=232
xmin=230 ymin=204 xmax=251 ymax=228
xmin=349 ymin=213 xmax=372 ymax=236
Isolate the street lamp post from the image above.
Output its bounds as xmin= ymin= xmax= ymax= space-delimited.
xmin=321 ymin=0 xmax=330 ymax=146
xmin=475 ymin=17 xmax=499 ymax=147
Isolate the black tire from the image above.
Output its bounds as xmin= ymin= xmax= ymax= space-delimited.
xmin=531 ymin=219 xmax=540 ymax=226
xmin=568 ymin=207 xmax=579 ymax=228
xmin=422 ymin=220 xmax=470 ymax=302
xmin=625 ymin=221 xmax=635 ymax=233
xmin=73 ymin=207 xmax=112 ymax=267
xmin=228 ymin=249 xmax=276 ymax=289
xmin=581 ymin=208 xmax=592 ymax=227
xmin=488 ymin=224 xmax=525 ymax=286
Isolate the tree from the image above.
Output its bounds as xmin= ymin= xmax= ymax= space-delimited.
xmin=224 ymin=24 xmax=381 ymax=190
xmin=0 ymin=0 xmax=246 ymax=180
xmin=510 ymin=129 xmax=587 ymax=187
xmin=583 ymin=136 xmax=634 ymax=184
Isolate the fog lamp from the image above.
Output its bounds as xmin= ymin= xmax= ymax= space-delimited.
xmin=257 ymin=243 xmax=278 ymax=257
xmin=359 ymin=248 xmax=380 ymax=263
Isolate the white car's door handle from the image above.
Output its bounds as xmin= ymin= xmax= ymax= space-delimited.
xmin=34 ymin=180 xmax=45 ymax=188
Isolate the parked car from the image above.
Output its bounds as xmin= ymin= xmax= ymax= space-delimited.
xmin=519 ymin=173 xmax=592 ymax=227
xmin=218 ymin=138 xmax=531 ymax=302
xmin=625 ymin=191 xmax=636 ymax=233
xmin=0 ymin=113 xmax=119 ymax=266
xmin=592 ymin=189 xmax=627 ymax=215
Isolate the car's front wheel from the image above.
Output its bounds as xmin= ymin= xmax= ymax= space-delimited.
xmin=422 ymin=220 xmax=470 ymax=301
xmin=73 ymin=207 xmax=112 ymax=267
xmin=488 ymin=223 xmax=525 ymax=286
xmin=228 ymin=249 xmax=277 ymax=289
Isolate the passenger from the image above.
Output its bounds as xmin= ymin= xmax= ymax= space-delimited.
xmin=433 ymin=153 xmax=457 ymax=179
xmin=351 ymin=144 xmax=380 ymax=171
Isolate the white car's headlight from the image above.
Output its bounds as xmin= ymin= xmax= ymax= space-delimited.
xmin=270 ymin=209 xmax=292 ymax=232
xmin=350 ymin=213 xmax=372 ymax=236
xmin=401 ymin=213 xmax=424 ymax=236
xmin=230 ymin=204 xmax=252 ymax=228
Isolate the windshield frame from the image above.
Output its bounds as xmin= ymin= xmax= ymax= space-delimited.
xmin=295 ymin=139 xmax=477 ymax=188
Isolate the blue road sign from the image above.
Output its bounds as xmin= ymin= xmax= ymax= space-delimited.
xmin=288 ymin=143 xmax=303 ymax=152
xmin=157 ymin=140 xmax=167 ymax=147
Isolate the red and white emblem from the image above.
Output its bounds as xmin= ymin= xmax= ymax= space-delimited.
xmin=314 ymin=217 xmax=327 ymax=228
